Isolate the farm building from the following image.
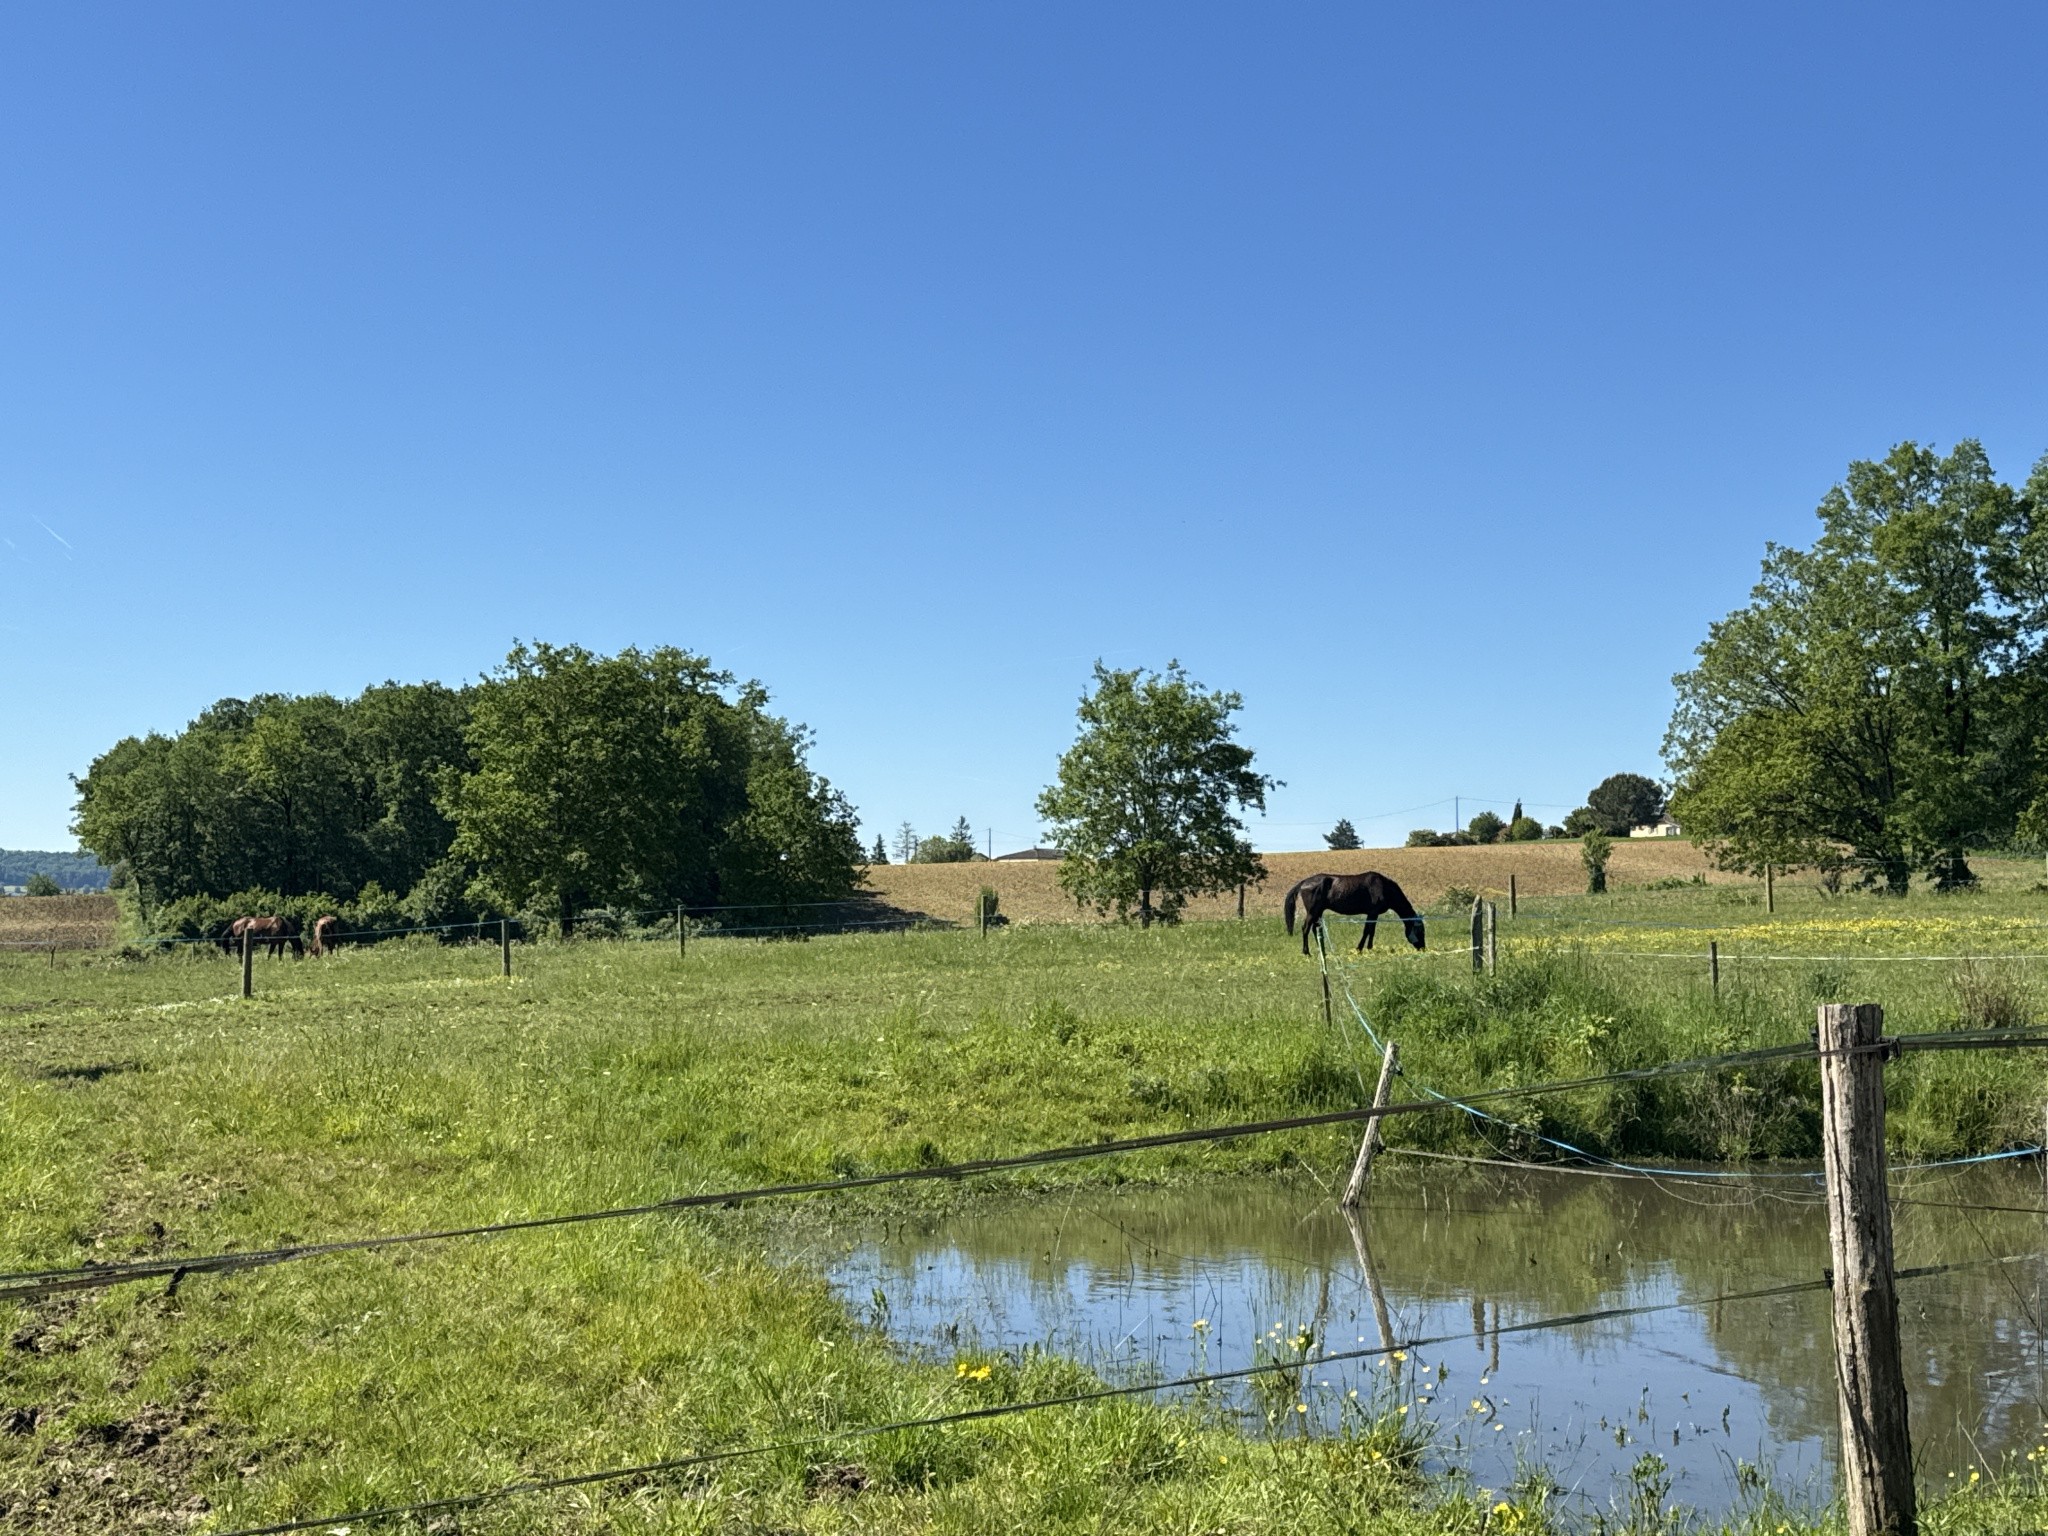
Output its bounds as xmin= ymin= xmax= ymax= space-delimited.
xmin=1629 ymin=817 xmax=1682 ymax=838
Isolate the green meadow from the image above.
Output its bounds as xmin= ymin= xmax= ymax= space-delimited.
xmin=6 ymin=866 xmax=2048 ymax=1533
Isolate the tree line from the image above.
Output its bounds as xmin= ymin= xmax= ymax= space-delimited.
xmin=1669 ymin=440 xmax=2048 ymax=893
xmin=73 ymin=642 xmax=864 ymax=935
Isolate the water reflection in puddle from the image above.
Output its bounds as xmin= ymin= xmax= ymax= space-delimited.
xmin=828 ymin=1160 xmax=2048 ymax=1518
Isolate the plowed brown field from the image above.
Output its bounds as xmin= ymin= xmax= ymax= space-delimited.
xmin=0 ymin=892 xmax=119 ymax=950
xmin=860 ymin=840 xmax=1730 ymax=926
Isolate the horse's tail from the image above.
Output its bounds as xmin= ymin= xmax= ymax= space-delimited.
xmin=1283 ymin=879 xmax=1301 ymax=935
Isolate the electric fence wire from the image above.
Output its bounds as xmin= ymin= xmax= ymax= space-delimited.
xmin=11 ymin=1022 xmax=2047 ymax=1307
xmin=1315 ymin=929 xmax=2048 ymax=1184
xmin=0 ymin=1038 xmax=1843 ymax=1305
xmin=203 ymin=1254 xmax=2029 ymax=1536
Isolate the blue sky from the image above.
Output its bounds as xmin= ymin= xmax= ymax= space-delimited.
xmin=4 ymin=4 xmax=2045 ymax=855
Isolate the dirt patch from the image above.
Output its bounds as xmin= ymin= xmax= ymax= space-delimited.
xmin=862 ymin=841 xmax=1733 ymax=925
xmin=0 ymin=1392 xmax=222 ymax=1534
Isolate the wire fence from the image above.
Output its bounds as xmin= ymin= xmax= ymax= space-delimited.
xmin=206 ymin=1252 xmax=2034 ymax=1536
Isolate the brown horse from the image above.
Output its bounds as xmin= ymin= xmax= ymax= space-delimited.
xmin=1283 ymin=871 xmax=1425 ymax=955
xmin=229 ymin=915 xmax=303 ymax=959
xmin=309 ymin=914 xmax=339 ymax=957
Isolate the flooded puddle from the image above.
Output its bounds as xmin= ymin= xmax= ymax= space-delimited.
xmin=828 ymin=1159 xmax=2048 ymax=1518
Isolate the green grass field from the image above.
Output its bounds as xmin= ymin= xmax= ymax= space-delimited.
xmin=6 ymin=867 xmax=2048 ymax=1533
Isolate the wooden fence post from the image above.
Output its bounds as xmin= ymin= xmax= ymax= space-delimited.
xmin=1816 ymin=1002 xmax=1915 ymax=1536
xmin=1470 ymin=899 xmax=1484 ymax=974
xmin=677 ymin=906 xmax=686 ymax=958
xmin=1484 ymin=901 xmax=1497 ymax=973
xmin=1237 ymin=882 xmax=1245 ymax=920
xmin=501 ymin=917 xmax=512 ymax=978
xmin=1341 ymin=1040 xmax=1400 ymax=1210
xmin=1508 ymin=873 xmax=1517 ymax=917
xmin=240 ymin=929 xmax=253 ymax=999
xmin=1316 ymin=921 xmax=1333 ymax=1027
xmin=1766 ymin=863 xmax=1776 ymax=913
xmin=1710 ymin=941 xmax=1720 ymax=1002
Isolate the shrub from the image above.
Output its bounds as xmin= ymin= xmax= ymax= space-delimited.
xmin=1439 ymin=884 xmax=1477 ymax=911
xmin=1581 ymin=831 xmax=1613 ymax=894
xmin=1505 ymin=815 xmax=1544 ymax=843
xmin=402 ymin=857 xmax=479 ymax=931
xmin=1466 ymin=810 xmax=1506 ymax=844
xmin=344 ymin=881 xmax=406 ymax=939
xmin=1953 ymin=960 xmax=2029 ymax=1030
xmin=24 ymin=872 xmax=60 ymax=897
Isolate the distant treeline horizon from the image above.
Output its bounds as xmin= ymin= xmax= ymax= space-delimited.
xmin=0 ymin=849 xmax=109 ymax=891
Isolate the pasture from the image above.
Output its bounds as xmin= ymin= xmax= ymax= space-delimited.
xmin=864 ymin=838 xmax=1737 ymax=926
xmin=6 ymin=864 xmax=2048 ymax=1532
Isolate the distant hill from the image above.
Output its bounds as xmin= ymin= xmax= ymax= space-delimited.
xmin=0 ymin=849 xmax=111 ymax=891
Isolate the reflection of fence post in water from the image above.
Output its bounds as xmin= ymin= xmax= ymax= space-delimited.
xmin=1341 ymin=1040 xmax=1399 ymax=1210
xmin=1343 ymin=1208 xmax=1397 ymax=1379
xmin=1816 ymin=1002 xmax=1915 ymax=1536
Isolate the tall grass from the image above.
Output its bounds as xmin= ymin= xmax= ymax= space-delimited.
xmin=5 ymin=874 xmax=2048 ymax=1531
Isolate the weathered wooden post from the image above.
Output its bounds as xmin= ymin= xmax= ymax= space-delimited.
xmin=1508 ymin=873 xmax=1517 ymax=917
xmin=677 ymin=906 xmax=686 ymax=958
xmin=1341 ymin=1040 xmax=1400 ymax=1210
xmin=501 ymin=917 xmax=512 ymax=978
xmin=1766 ymin=863 xmax=1776 ymax=913
xmin=1484 ymin=901 xmax=1497 ymax=973
xmin=1816 ymin=1002 xmax=1915 ymax=1536
xmin=1315 ymin=921 xmax=1333 ymax=1027
xmin=1710 ymin=941 xmax=1720 ymax=1002
xmin=240 ymin=928 xmax=253 ymax=999
xmin=1470 ymin=898 xmax=1484 ymax=974
xmin=1237 ymin=882 xmax=1245 ymax=920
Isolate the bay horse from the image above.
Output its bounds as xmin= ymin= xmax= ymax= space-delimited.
xmin=229 ymin=915 xmax=303 ymax=959
xmin=1283 ymin=871 xmax=1425 ymax=955
xmin=309 ymin=914 xmax=339 ymax=957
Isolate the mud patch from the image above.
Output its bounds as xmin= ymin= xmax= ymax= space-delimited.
xmin=0 ymin=1393 xmax=222 ymax=1534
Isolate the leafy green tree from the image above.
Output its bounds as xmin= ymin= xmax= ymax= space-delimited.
xmin=73 ymin=684 xmax=475 ymax=905
xmin=1323 ymin=818 xmax=1361 ymax=850
xmin=1505 ymin=815 xmax=1544 ymax=842
xmin=444 ymin=643 xmax=860 ymax=933
xmin=1586 ymin=773 xmax=1666 ymax=836
xmin=912 ymin=817 xmax=978 ymax=863
xmin=1466 ymin=810 xmax=1505 ymax=844
xmin=24 ymin=872 xmax=60 ymax=897
xmin=1036 ymin=661 xmax=1275 ymax=927
xmin=1669 ymin=441 xmax=2041 ymax=893
xmin=1581 ymin=830 xmax=1613 ymax=894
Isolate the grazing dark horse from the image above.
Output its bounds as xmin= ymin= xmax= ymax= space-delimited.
xmin=1283 ymin=872 xmax=1425 ymax=955
xmin=309 ymin=914 xmax=339 ymax=957
xmin=229 ymin=915 xmax=303 ymax=959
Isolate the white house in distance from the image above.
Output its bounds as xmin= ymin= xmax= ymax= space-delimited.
xmin=1629 ymin=817 xmax=1682 ymax=839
